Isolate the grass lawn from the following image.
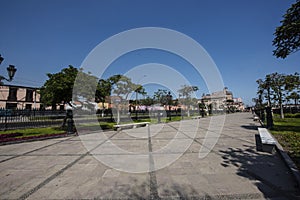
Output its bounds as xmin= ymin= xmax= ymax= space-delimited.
xmin=77 ymin=122 xmax=116 ymax=131
xmin=270 ymin=115 xmax=300 ymax=169
xmin=0 ymin=127 xmax=66 ymax=142
xmin=0 ymin=115 xmax=204 ymax=143
xmin=78 ymin=116 xmax=184 ymax=131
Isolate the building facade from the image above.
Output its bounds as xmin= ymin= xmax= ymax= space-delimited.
xmin=201 ymin=88 xmax=233 ymax=110
xmin=201 ymin=88 xmax=244 ymax=111
xmin=0 ymin=84 xmax=41 ymax=109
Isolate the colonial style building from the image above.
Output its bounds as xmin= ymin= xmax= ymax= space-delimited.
xmin=201 ymin=87 xmax=244 ymax=111
xmin=0 ymin=84 xmax=41 ymax=109
xmin=201 ymin=88 xmax=233 ymax=110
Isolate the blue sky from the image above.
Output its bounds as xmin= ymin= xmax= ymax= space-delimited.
xmin=0 ymin=0 xmax=299 ymax=106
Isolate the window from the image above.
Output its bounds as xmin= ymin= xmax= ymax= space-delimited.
xmin=25 ymin=104 xmax=32 ymax=110
xmin=7 ymin=87 xmax=17 ymax=101
xmin=26 ymin=89 xmax=34 ymax=102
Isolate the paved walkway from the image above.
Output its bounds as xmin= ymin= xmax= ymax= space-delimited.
xmin=0 ymin=113 xmax=299 ymax=199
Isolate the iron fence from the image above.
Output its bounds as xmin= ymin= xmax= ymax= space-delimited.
xmin=0 ymin=108 xmax=209 ymax=131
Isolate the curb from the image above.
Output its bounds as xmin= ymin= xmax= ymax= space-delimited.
xmin=274 ymin=136 xmax=300 ymax=188
xmin=253 ymin=114 xmax=300 ymax=188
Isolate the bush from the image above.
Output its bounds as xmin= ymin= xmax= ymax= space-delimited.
xmin=284 ymin=113 xmax=300 ymax=118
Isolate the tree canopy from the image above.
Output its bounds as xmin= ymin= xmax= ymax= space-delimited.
xmin=41 ymin=66 xmax=98 ymax=109
xmin=256 ymin=72 xmax=299 ymax=118
xmin=153 ymin=89 xmax=169 ymax=105
xmin=40 ymin=65 xmax=78 ymax=109
xmin=273 ymin=0 xmax=300 ymax=58
xmin=178 ymin=85 xmax=199 ymax=117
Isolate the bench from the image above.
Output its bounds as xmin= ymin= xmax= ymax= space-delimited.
xmin=191 ymin=116 xmax=201 ymax=119
xmin=253 ymin=115 xmax=259 ymax=121
xmin=113 ymin=122 xmax=150 ymax=131
xmin=258 ymin=128 xmax=276 ymax=153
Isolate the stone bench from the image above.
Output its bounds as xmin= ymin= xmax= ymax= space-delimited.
xmin=113 ymin=122 xmax=150 ymax=131
xmin=253 ymin=115 xmax=259 ymax=121
xmin=258 ymin=128 xmax=276 ymax=153
xmin=191 ymin=116 xmax=201 ymax=119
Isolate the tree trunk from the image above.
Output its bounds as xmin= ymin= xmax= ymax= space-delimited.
xmin=102 ymin=101 xmax=105 ymax=117
xmin=267 ymin=89 xmax=271 ymax=107
xmin=187 ymin=105 xmax=190 ymax=117
xmin=117 ymin=105 xmax=120 ymax=124
xmin=280 ymin=100 xmax=284 ymax=119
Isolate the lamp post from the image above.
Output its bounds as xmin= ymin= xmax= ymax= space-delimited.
xmin=167 ymin=91 xmax=172 ymax=121
xmin=0 ymin=55 xmax=4 ymax=64
xmin=135 ymin=87 xmax=139 ymax=120
xmin=1 ymin=54 xmax=17 ymax=131
xmin=0 ymin=54 xmax=17 ymax=85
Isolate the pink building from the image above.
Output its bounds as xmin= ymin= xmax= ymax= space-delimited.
xmin=0 ymin=84 xmax=41 ymax=109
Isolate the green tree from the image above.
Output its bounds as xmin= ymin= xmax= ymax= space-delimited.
xmin=140 ymin=96 xmax=154 ymax=106
xmin=288 ymin=91 xmax=300 ymax=106
xmin=285 ymin=72 xmax=300 ymax=106
xmin=111 ymin=75 xmax=144 ymax=124
xmin=40 ymin=65 xmax=78 ymax=109
xmin=256 ymin=72 xmax=300 ymax=118
xmin=178 ymin=85 xmax=199 ymax=117
xmin=41 ymin=66 xmax=99 ymax=110
xmin=285 ymin=72 xmax=300 ymax=92
xmin=95 ymin=79 xmax=112 ymax=116
xmin=153 ymin=89 xmax=168 ymax=105
xmin=41 ymin=66 xmax=98 ymax=127
xmin=135 ymin=85 xmax=147 ymax=98
xmin=273 ymin=0 xmax=300 ymax=58
xmin=269 ymin=73 xmax=286 ymax=118
xmin=256 ymin=74 xmax=272 ymax=106
xmin=73 ymin=70 xmax=99 ymax=104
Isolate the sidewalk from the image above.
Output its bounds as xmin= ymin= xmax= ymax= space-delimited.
xmin=0 ymin=113 xmax=299 ymax=199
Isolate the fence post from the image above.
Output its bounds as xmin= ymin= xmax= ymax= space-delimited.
xmin=66 ymin=109 xmax=74 ymax=134
xmin=265 ymin=106 xmax=273 ymax=129
xmin=4 ymin=109 xmax=8 ymax=131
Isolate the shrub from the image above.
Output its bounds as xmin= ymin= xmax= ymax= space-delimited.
xmin=285 ymin=113 xmax=300 ymax=118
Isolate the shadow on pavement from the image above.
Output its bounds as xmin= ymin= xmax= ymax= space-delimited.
xmin=240 ymin=125 xmax=258 ymax=131
xmin=97 ymin=179 xmax=200 ymax=199
xmin=219 ymin=145 xmax=300 ymax=199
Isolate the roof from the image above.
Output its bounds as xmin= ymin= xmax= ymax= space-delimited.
xmin=1 ymin=84 xmax=40 ymax=90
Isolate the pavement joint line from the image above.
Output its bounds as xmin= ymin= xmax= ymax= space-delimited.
xmin=18 ymin=131 xmax=119 ymax=200
xmin=0 ymin=154 xmax=85 ymax=157
xmin=196 ymin=126 xmax=255 ymax=145
xmin=166 ymin=123 xmax=223 ymax=157
xmin=0 ymin=151 xmax=218 ymax=156
xmin=0 ymin=136 xmax=75 ymax=164
xmin=148 ymin=126 xmax=160 ymax=200
xmin=2 ymin=114 xmax=298 ymax=199
xmin=167 ymin=121 xmax=299 ymax=198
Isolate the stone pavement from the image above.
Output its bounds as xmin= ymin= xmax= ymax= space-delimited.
xmin=0 ymin=113 xmax=299 ymax=199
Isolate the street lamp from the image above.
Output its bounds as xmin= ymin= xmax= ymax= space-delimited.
xmin=0 ymin=54 xmax=4 ymax=64
xmin=0 ymin=54 xmax=17 ymax=85
xmin=7 ymin=65 xmax=17 ymax=80
xmin=167 ymin=91 xmax=172 ymax=121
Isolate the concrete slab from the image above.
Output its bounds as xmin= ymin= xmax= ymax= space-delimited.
xmin=0 ymin=113 xmax=299 ymax=199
